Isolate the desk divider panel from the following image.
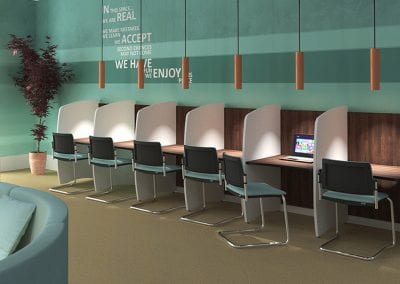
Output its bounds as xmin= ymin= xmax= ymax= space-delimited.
xmin=313 ymin=106 xmax=348 ymax=237
xmin=280 ymin=110 xmax=321 ymax=209
xmin=134 ymin=102 xmax=177 ymax=201
xmin=56 ymin=100 xmax=99 ymax=184
xmin=92 ymin=100 xmax=136 ymax=192
xmin=242 ymin=105 xmax=281 ymax=222
xmin=183 ymin=103 xmax=225 ymax=211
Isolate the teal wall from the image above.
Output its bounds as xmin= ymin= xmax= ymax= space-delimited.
xmin=0 ymin=0 xmax=38 ymax=156
xmin=2 ymin=0 xmax=400 ymax=156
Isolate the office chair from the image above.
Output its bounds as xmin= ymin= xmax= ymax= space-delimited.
xmin=180 ymin=145 xmax=243 ymax=226
xmin=218 ymin=154 xmax=289 ymax=248
xmin=50 ymin=133 xmax=93 ymax=194
xmin=130 ymin=141 xmax=184 ymax=214
xmin=318 ymin=158 xmax=396 ymax=260
xmin=86 ymin=136 xmax=135 ymax=203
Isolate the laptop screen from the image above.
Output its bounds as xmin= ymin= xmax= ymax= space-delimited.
xmin=292 ymin=134 xmax=315 ymax=158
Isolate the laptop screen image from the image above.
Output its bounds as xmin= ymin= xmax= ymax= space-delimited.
xmin=292 ymin=134 xmax=315 ymax=158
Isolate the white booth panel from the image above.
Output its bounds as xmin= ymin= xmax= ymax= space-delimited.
xmin=94 ymin=100 xmax=135 ymax=142
xmin=57 ymin=100 xmax=98 ymax=138
xmin=184 ymin=103 xmax=224 ymax=149
xmin=242 ymin=105 xmax=282 ymax=222
xmin=135 ymin=102 xmax=176 ymax=146
xmin=313 ymin=106 xmax=348 ymax=237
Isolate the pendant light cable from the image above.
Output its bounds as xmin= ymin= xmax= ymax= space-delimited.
xmin=184 ymin=0 xmax=187 ymax=57
xmin=140 ymin=0 xmax=142 ymax=59
xmin=298 ymin=0 xmax=301 ymax=51
xmin=373 ymin=0 xmax=376 ymax=48
xmin=237 ymin=0 xmax=239 ymax=54
xmin=101 ymin=0 xmax=104 ymax=60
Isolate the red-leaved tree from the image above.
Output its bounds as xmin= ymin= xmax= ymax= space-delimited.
xmin=7 ymin=35 xmax=73 ymax=152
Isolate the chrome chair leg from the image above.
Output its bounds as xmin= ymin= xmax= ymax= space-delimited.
xmin=86 ymin=167 xmax=136 ymax=204
xmin=181 ymin=182 xmax=243 ymax=226
xmin=320 ymin=198 xmax=396 ymax=261
xmin=131 ymin=175 xmax=185 ymax=214
xmin=50 ymin=162 xmax=94 ymax=195
xmin=218 ymin=196 xmax=289 ymax=249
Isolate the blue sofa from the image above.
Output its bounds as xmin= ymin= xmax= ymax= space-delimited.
xmin=0 ymin=182 xmax=68 ymax=284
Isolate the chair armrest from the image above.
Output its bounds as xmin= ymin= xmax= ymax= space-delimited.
xmin=243 ymin=174 xmax=248 ymax=202
xmin=317 ymin=169 xmax=322 ymax=201
xmin=218 ymin=162 xmax=222 ymax=186
xmin=162 ymin=156 xmax=166 ymax=176
xmin=181 ymin=158 xmax=185 ymax=180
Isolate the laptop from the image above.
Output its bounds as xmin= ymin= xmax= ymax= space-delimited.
xmin=280 ymin=134 xmax=314 ymax=163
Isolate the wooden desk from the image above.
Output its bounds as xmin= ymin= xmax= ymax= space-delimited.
xmin=247 ymin=155 xmax=313 ymax=171
xmin=161 ymin=144 xmax=242 ymax=159
xmin=247 ymin=155 xmax=400 ymax=181
xmin=74 ymin=138 xmax=90 ymax=145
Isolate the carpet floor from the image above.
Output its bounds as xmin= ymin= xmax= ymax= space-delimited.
xmin=1 ymin=169 xmax=400 ymax=284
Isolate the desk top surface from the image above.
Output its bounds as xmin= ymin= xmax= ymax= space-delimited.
xmin=78 ymin=139 xmax=242 ymax=159
xmin=247 ymin=155 xmax=400 ymax=181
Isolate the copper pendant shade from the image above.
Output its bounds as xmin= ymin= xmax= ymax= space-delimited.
xmin=295 ymin=0 xmax=304 ymax=90
xmin=99 ymin=0 xmax=105 ymax=89
xmin=370 ymin=0 xmax=379 ymax=90
xmin=370 ymin=48 xmax=380 ymax=90
xmin=137 ymin=58 xmax=144 ymax=89
xmin=234 ymin=54 xmax=242 ymax=90
xmin=98 ymin=60 xmax=105 ymax=89
xmin=182 ymin=56 xmax=189 ymax=89
xmin=234 ymin=0 xmax=242 ymax=90
xmin=137 ymin=0 xmax=144 ymax=89
xmin=182 ymin=0 xmax=189 ymax=89
xmin=295 ymin=52 xmax=304 ymax=90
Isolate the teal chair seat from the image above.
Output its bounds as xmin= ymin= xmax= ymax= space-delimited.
xmin=54 ymin=152 xmax=87 ymax=161
xmin=322 ymin=190 xmax=388 ymax=206
xmin=90 ymin=157 xmax=131 ymax=167
xmin=226 ymin=182 xmax=286 ymax=198
xmin=185 ymin=170 xmax=223 ymax=183
xmin=135 ymin=163 xmax=181 ymax=174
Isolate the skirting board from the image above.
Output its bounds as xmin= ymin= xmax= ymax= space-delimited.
xmin=0 ymin=154 xmax=29 ymax=172
xmin=0 ymin=154 xmax=58 ymax=172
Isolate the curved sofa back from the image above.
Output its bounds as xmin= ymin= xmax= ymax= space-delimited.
xmin=0 ymin=182 xmax=68 ymax=284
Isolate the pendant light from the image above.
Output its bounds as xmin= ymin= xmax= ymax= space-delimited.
xmin=295 ymin=0 xmax=304 ymax=90
xmin=182 ymin=0 xmax=189 ymax=89
xmin=99 ymin=0 xmax=105 ymax=89
xmin=137 ymin=0 xmax=144 ymax=89
xmin=234 ymin=0 xmax=242 ymax=90
xmin=370 ymin=0 xmax=379 ymax=90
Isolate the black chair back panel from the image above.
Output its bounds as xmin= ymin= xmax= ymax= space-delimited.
xmin=134 ymin=141 xmax=163 ymax=166
xmin=90 ymin=136 xmax=114 ymax=160
xmin=53 ymin=133 xmax=74 ymax=154
xmin=321 ymin=159 xmax=374 ymax=195
xmin=184 ymin=145 xmax=218 ymax=174
xmin=223 ymin=154 xmax=245 ymax=188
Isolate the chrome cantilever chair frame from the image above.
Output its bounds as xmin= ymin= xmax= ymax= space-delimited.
xmin=218 ymin=154 xmax=289 ymax=248
xmin=130 ymin=141 xmax=185 ymax=214
xmin=50 ymin=133 xmax=94 ymax=195
xmin=86 ymin=136 xmax=136 ymax=204
xmin=180 ymin=146 xmax=243 ymax=226
xmin=318 ymin=158 xmax=396 ymax=260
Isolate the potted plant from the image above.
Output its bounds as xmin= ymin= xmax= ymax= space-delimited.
xmin=7 ymin=35 xmax=73 ymax=175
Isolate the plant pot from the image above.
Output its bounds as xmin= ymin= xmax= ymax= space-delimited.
xmin=29 ymin=152 xmax=47 ymax=175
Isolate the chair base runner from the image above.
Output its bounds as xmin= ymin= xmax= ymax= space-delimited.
xmin=218 ymin=196 xmax=289 ymax=249
xmin=181 ymin=206 xmax=243 ymax=227
xmin=86 ymin=191 xmax=136 ymax=204
xmin=130 ymin=199 xmax=185 ymax=214
xmin=320 ymin=234 xmax=395 ymax=261
xmin=218 ymin=226 xmax=289 ymax=249
xmin=49 ymin=180 xmax=94 ymax=195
